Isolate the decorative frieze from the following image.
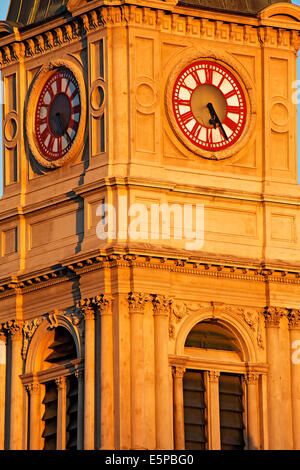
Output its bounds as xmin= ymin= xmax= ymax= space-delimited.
xmin=0 ymin=4 xmax=299 ymax=69
xmin=22 ymin=319 xmax=42 ymax=359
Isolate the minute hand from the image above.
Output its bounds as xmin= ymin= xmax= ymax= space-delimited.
xmin=207 ymin=102 xmax=228 ymax=141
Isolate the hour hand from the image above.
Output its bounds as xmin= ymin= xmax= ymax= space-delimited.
xmin=207 ymin=102 xmax=229 ymax=141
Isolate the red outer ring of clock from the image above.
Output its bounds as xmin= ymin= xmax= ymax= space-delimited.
xmin=172 ymin=60 xmax=247 ymax=152
xmin=35 ymin=69 xmax=81 ymax=161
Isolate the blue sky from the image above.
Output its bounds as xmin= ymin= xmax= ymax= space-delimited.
xmin=0 ymin=0 xmax=10 ymax=199
xmin=0 ymin=1 xmax=300 ymax=198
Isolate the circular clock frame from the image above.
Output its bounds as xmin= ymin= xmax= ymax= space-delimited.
xmin=26 ymin=59 xmax=87 ymax=169
xmin=165 ymin=49 xmax=256 ymax=160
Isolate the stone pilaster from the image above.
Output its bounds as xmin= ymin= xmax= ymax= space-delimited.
xmin=94 ymin=295 xmax=114 ymax=450
xmin=25 ymin=381 xmax=41 ymax=450
xmin=264 ymin=307 xmax=284 ymax=449
xmin=172 ymin=366 xmax=186 ymax=450
xmin=4 ymin=320 xmax=24 ymax=450
xmin=152 ymin=295 xmax=173 ymax=450
xmin=128 ymin=293 xmax=149 ymax=449
xmin=77 ymin=299 xmax=96 ymax=450
xmin=207 ymin=370 xmax=220 ymax=450
xmin=244 ymin=373 xmax=260 ymax=450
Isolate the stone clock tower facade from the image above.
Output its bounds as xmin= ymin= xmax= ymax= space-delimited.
xmin=0 ymin=0 xmax=300 ymax=451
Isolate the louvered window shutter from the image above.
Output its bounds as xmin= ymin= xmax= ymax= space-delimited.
xmin=219 ymin=373 xmax=245 ymax=450
xmin=183 ymin=370 xmax=207 ymax=450
xmin=42 ymin=381 xmax=58 ymax=450
xmin=66 ymin=375 xmax=79 ymax=450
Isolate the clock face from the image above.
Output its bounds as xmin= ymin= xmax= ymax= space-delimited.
xmin=172 ymin=60 xmax=247 ymax=152
xmin=35 ymin=68 xmax=81 ymax=161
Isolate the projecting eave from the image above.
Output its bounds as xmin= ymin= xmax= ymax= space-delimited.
xmin=0 ymin=21 xmax=16 ymax=38
xmin=258 ymin=2 xmax=300 ymax=27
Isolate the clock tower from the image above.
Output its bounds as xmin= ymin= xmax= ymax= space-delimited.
xmin=0 ymin=0 xmax=300 ymax=451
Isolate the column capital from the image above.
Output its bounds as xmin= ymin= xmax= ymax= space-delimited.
xmin=55 ymin=376 xmax=67 ymax=389
xmin=264 ymin=306 xmax=285 ymax=328
xmin=25 ymin=382 xmax=40 ymax=395
xmin=244 ymin=372 xmax=259 ymax=385
xmin=287 ymin=309 xmax=300 ymax=329
xmin=172 ymin=366 xmax=186 ymax=379
xmin=76 ymin=299 xmax=95 ymax=321
xmin=94 ymin=294 xmax=113 ymax=316
xmin=208 ymin=370 xmax=220 ymax=383
xmin=152 ymin=294 xmax=173 ymax=317
xmin=3 ymin=320 xmax=24 ymax=340
xmin=75 ymin=369 xmax=84 ymax=382
xmin=128 ymin=292 xmax=149 ymax=314
xmin=0 ymin=325 xmax=7 ymax=343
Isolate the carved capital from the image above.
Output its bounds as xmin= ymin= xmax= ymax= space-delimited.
xmin=4 ymin=320 xmax=23 ymax=340
xmin=0 ymin=325 xmax=7 ymax=343
xmin=287 ymin=309 xmax=300 ymax=329
xmin=25 ymin=382 xmax=40 ymax=394
xmin=128 ymin=292 xmax=149 ymax=314
xmin=94 ymin=294 xmax=113 ymax=316
xmin=75 ymin=369 xmax=84 ymax=381
xmin=208 ymin=370 xmax=220 ymax=383
xmin=264 ymin=306 xmax=285 ymax=328
xmin=172 ymin=366 xmax=186 ymax=380
xmin=55 ymin=377 xmax=67 ymax=389
xmin=76 ymin=299 xmax=95 ymax=321
xmin=244 ymin=373 xmax=259 ymax=385
xmin=152 ymin=294 xmax=172 ymax=317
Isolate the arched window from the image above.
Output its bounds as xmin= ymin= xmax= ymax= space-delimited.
xmin=182 ymin=320 xmax=246 ymax=450
xmin=24 ymin=326 xmax=82 ymax=450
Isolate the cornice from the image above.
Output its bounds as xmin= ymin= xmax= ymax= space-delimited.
xmin=0 ymin=1 xmax=299 ymax=69
xmin=2 ymin=248 xmax=300 ymax=302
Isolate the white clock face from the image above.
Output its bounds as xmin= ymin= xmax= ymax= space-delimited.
xmin=172 ymin=60 xmax=247 ymax=151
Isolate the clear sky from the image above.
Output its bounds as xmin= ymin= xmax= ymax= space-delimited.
xmin=0 ymin=1 xmax=300 ymax=198
xmin=0 ymin=0 xmax=10 ymax=199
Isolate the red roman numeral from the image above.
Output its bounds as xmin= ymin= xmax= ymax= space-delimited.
xmin=224 ymin=89 xmax=237 ymax=100
xmin=223 ymin=116 xmax=238 ymax=132
xmin=180 ymin=110 xmax=194 ymax=125
xmin=191 ymin=71 xmax=201 ymax=86
xmin=37 ymin=117 xmax=48 ymax=126
xmin=48 ymin=135 xmax=55 ymax=152
xmin=207 ymin=128 xmax=213 ymax=143
xmin=226 ymin=105 xmax=240 ymax=114
xmin=177 ymin=99 xmax=191 ymax=107
xmin=218 ymin=127 xmax=225 ymax=142
xmin=205 ymin=67 xmax=213 ymax=84
xmin=56 ymin=76 xmax=62 ymax=94
xmin=181 ymin=84 xmax=194 ymax=94
xmin=191 ymin=121 xmax=202 ymax=138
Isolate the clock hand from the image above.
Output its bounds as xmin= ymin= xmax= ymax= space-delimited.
xmin=207 ymin=102 xmax=229 ymax=141
xmin=56 ymin=112 xmax=71 ymax=144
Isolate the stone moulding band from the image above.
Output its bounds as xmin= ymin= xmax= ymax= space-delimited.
xmin=1 ymin=254 xmax=300 ymax=300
